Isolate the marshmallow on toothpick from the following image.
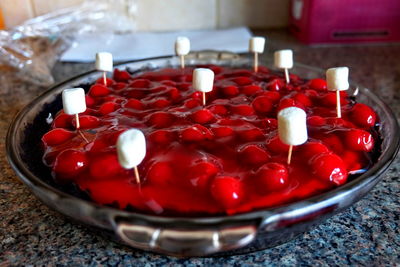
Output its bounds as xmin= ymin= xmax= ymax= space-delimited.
xmin=62 ymin=88 xmax=86 ymax=130
xmin=278 ymin=107 xmax=308 ymax=164
xmin=326 ymin=67 xmax=349 ymax=118
xmin=274 ymin=49 xmax=293 ymax=84
xmin=117 ymin=129 xmax=146 ymax=184
xmin=96 ymin=52 xmax=113 ymax=85
xmin=175 ymin=36 xmax=190 ymax=69
xmin=249 ymin=36 xmax=265 ymax=72
xmin=193 ymin=68 xmax=214 ymax=106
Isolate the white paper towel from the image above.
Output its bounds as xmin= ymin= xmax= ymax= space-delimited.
xmin=61 ymin=27 xmax=253 ymax=62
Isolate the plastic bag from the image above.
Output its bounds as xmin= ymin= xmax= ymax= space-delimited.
xmin=0 ymin=0 xmax=137 ymax=87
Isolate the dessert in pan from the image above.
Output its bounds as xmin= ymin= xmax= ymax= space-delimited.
xmin=40 ymin=37 xmax=380 ymax=216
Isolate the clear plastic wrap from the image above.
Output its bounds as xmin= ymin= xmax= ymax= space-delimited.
xmin=0 ymin=0 xmax=137 ymax=87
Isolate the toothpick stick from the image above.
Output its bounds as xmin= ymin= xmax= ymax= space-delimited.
xmin=75 ymin=113 xmax=80 ymax=129
xmin=134 ymin=166 xmax=140 ymax=184
xmin=103 ymin=71 xmax=107 ymax=86
xmin=336 ymin=90 xmax=341 ymax=118
xmin=202 ymin=92 xmax=206 ymax=106
xmin=284 ymin=68 xmax=290 ymax=84
xmin=180 ymin=55 xmax=185 ymax=69
xmin=254 ymin=52 xmax=258 ymax=72
xmin=287 ymin=145 xmax=293 ymax=165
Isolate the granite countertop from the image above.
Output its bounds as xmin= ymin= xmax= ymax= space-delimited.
xmin=1 ymin=30 xmax=399 ymax=266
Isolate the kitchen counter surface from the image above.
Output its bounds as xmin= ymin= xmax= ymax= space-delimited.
xmin=1 ymin=30 xmax=399 ymax=266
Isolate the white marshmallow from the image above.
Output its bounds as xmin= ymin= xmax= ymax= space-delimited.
xmin=192 ymin=68 xmax=214 ymax=93
xmin=95 ymin=52 xmax=113 ymax=72
xmin=326 ymin=67 xmax=349 ymax=91
xmin=175 ymin=36 xmax=190 ymax=56
xmin=62 ymin=88 xmax=87 ymax=115
xmin=274 ymin=49 xmax=293 ymax=69
xmin=278 ymin=107 xmax=308 ymax=146
xmin=117 ymin=129 xmax=146 ymax=169
xmin=249 ymin=37 xmax=266 ymax=53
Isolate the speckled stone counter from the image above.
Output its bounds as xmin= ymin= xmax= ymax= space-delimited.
xmin=1 ymin=30 xmax=399 ymax=266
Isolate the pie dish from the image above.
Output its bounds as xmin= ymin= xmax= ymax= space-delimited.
xmin=6 ymin=51 xmax=399 ymax=256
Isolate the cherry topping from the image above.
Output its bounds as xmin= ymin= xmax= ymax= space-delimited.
xmin=308 ymin=78 xmax=327 ymax=91
xmin=89 ymin=84 xmax=111 ymax=97
xmin=147 ymin=112 xmax=174 ymax=128
xmin=99 ymin=101 xmax=117 ymax=115
xmin=231 ymin=104 xmax=255 ymax=116
xmin=148 ymin=130 xmax=175 ymax=145
xmin=221 ymin=85 xmax=239 ymax=97
xmin=344 ymin=129 xmax=374 ymax=152
xmin=299 ymin=142 xmax=330 ymax=161
xmin=211 ymin=176 xmax=243 ymax=209
xmin=42 ymin=128 xmax=76 ymax=146
xmin=191 ymin=109 xmax=215 ymax=124
xmin=53 ymin=113 xmax=73 ymax=129
xmin=242 ymin=85 xmax=262 ymax=96
xmin=252 ymin=96 xmax=273 ymax=114
xmin=239 ymin=144 xmax=270 ymax=166
xmin=256 ymin=162 xmax=289 ymax=193
xmin=89 ymin=153 xmax=124 ymax=179
xmin=349 ymin=103 xmax=376 ymax=128
xmin=53 ymin=149 xmax=88 ymax=178
xmin=125 ymin=99 xmax=145 ymax=110
xmin=187 ymin=161 xmax=219 ymax=190
xmin=311 ymin=153 xmax=348 ymax=186
xmin=147 ymin=161 xmax=174 ymax=186
xmin=113 ymin=69 xmax=132 ymax=82
xmin=72 ymin=115 xmax=100 ymax=129
xmin=180 ymin=124 xmax=213 ymax=142
xmin=212 ymin=126 xmax=235 ymax=138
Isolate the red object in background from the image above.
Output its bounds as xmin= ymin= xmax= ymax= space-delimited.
xmin=289 ymin=0 xmax=400 ymax=44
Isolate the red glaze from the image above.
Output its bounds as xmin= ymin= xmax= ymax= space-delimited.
xmin=42 ymin=65 xmax=379 ymax=215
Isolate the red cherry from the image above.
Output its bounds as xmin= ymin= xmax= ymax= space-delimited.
xmin=129 ymin=79 xmax=151 ymax=88
xmin=311 ymin=153 xmax=348 ymax=186
xmin=256 ymin=162 xmax=289 ymax=193
xmin=299 ymin=142 xmax=329 ymax=161
xmin=113 ymin=69 xmax=131 ymax=82
xmin=180 ymin=124 xmax=213 ymax=142
xmin=99 ymin=101 xmax=117 ymax=115
xmin=242 ymin=85 xmax=262 ymax=96
xmin=267 ymin=79 xmax=285 ymax=91
xmin=320 ymin=92 xmax=349 ymax=107
xmin=349 ymin=103 xmax=376 ymax=128
xmin=252 ymin=96 xmax=273 ymax=114
xmin=239 ymin=144 xmax=270 ymax=165
xmin=42 ymin=128 xmax=76 ymax=146
xmin=148 ymin=130 xmax=175 ymax=144
xmin=320 ymin=134 xmax=344 ymax=155
xmin=147 ymin=161 xmax=174 ymax=186
xmin=277 ymin=98 xmax=304 ymax=112
xmin=150 ymin=98 xmax=171 ymax=109
xmin=147 ymin=112 xmax=174 ymax=128
xmin=260 ymin=118 xmax=278 ymax=130
xmin=188 ymin=161 xmax=219 ymax=190
xmin=211 ymin=176 xmax=244 ymax=209
xmin=85 ymin=95 xmax=95 ymax=107
xmin=125 ymin=99 xmax=145 ymax=110
xmin=89 ymin=84 xmax=110 ymax=97
xmin=112 ymin=82 xmax=127 ymax=91
xmin=95 ymin=77 xmax=114 ymax=86
xmin=53 ymin=113 xmax=73 ymax=128
xmin=221 ymin=85 xmax=239 ymax=97
xmin=231 ymin=104 xmax=255 ymax=116
xmin=262 ymin=91 xmax=281 ymax=102
xmin=212 ymin=126 xmax=235 ymax=138
xmin=53 ymin=149 xmax=88 ymax=178
xmin=72 ymin=115 xmax=100 ymax=129
xmin=127 ymin=89 xmax=146 ymax=99
xmin=344 ymin=129 xmax=374 ymax=152
xmin=293 ymin=92 xmax=312 ymax=107
xmin=232 ymin=76 xmax=252 ymax=86
xmin=184 ymin=99 xmax=201 ymax=109
xmin=307 ymin=116 xmax=326 ymax=127
xmin=308 ymin=78 xmax=327 ymax=91
xmin=238 ymin=127 xmax=264 ymax=142
xmin=266 ymin=135 xmax=290 ymax=153
xmin=209 ymin=105 xmax=228 ymax=116
xmin=191 ymin=109 xmax=215 ymax=124
xmin=341 ymin=151 xmax=365 ymax=172
xmin=89 ymin=153 xmax=124 ymax=179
